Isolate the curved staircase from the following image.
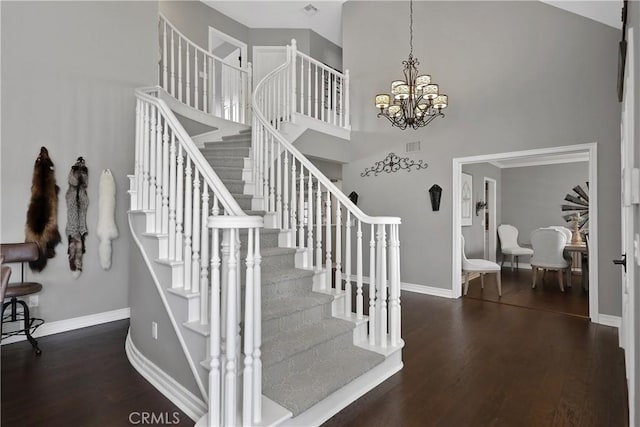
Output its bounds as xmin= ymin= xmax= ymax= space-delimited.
xmin=127 ymin=15 xmax=403 ymax=427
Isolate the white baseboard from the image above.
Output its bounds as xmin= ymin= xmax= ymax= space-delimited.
xmin=125 ymin=331 xmax=207 ymax=422
xmin=401 ymin=282 xmax=454 ymax=299
xmin=1 ymin=307 xmax=130 ymax=345
xmin=348 ymin=275 xmax=454 ymax=299
xmin=597 ymin=314 xmax=621 ymax=329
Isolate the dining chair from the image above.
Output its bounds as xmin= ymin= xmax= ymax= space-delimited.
xmin=461 ymin=236 xmax=501 ymax=297
xmin=530 ymin=228 xmax=571 ymax=292
xmin=497 ymin=224 xmax=534 ymax=271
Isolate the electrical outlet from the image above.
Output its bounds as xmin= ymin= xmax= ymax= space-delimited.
xmin=152 ymin=322 xmax=158 ymax=340
xmin=28 ymin=296 xmax=38 ymax=307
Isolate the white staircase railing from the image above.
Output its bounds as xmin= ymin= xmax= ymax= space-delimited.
xmin=252 ymin=41 xmax=402 ymax=350
xmin=131 ymin=87 xmax=263 ymax=425
xmin=159 ymin=13 xmax=252 ymax=125
xmin=292 ymin=41 xmax=350 ymax=129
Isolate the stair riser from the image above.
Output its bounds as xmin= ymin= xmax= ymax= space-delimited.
xmin=205 ymin=157 xmax=246 ymax=169
xmin=205 ymin=140 xmax=251 ymax=149
xmin=263 ymin=301 xmax=332 ymax=344
xmin=261 ymin=252 xmax=296 ymax=272
xmin=261 ymin=276 xmax=315 ymax=302
xmin=214 ymin=168 xmax=244 ymax=180
xmin=221 ymin=134 xmax=252 ymax=142
xmin=221 ymin=181 xmax=246 ymax=193
xmin=233 ymin=197 xmax=253 ymax=210
xmin=202 ymin=148 xmax=251 ymax=158
xmin=239 ymin=231 xmax=280 ymax=249
xmin=263 ymin=331 xmax=354 ymax=386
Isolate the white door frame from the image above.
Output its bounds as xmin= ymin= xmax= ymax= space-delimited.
xmin=483 ymin=177 xmax=497 ymax=262
xmin=452 ymin=143 xmax=599 ymax=322
xmin=208 ymin=27 xmax=247 ymax=67
xmin=620 ymin=25 xmax=636 ymax=427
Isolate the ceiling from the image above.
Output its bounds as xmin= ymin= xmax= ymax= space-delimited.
xmin=203 ymin=1 xmax=622 ymax=48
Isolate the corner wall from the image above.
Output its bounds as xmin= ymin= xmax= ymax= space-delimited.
xmin=0 ymin=1 xmax=158 ymax=323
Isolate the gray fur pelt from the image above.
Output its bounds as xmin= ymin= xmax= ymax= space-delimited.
xmin=65 ymin=157 xmax=89 ymax=278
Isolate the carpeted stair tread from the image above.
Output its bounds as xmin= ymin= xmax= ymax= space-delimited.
xmin=263 ymin=344 xmax=385 ymax=416
xmin=262 ymin=268 xmax=314 ymax=285
xmin=258 ymin=247 xmax=297 ymax=257
xmin=262 ymin=318 xmax=355 ymax=368
xmin=245 ymin=210 xmax=267 ymax=216
xmin=231 ymin=193 xmax=253 ymax=200
xmin=262 ymin=292 xmax=333 ymax=322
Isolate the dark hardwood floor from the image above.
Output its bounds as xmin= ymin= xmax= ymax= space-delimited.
xmin=1 ymin=320 xmax=191 ymax=427
xmin=464 ymin=268 xmax=589 ymax=318
xmin=2 ymin=291 xmax=626 ymax=427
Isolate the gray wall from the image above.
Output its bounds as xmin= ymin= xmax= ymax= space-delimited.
xmin=310 ymin=30 xmax=343 ymax=71
xmin=1 ymin=1 xmax=158 ymax=322
xmin=501 ymin=162 xmax=589 ymax=245
xmin=461 ymin=163 xmax=502 ymax=258
xmin=342 ymin=1 xmax=622 ymax=315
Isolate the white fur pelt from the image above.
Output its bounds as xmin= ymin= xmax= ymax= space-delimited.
xmin=96 ymin=169 xmax=118 ymax=269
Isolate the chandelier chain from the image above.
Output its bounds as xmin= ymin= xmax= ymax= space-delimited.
xmin=409 ymin=0 xmax=413 ymax=56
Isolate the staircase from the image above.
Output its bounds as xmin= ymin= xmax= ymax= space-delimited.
xmin=127 ymin=15 xmax=403 ymax=427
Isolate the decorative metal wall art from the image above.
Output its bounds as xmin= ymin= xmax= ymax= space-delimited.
xmin=561 ymin=183 xmax=589 ymax=231
xmin=360 ymin=152 xmax=428 ymax=177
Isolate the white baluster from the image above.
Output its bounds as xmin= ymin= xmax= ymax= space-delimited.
xmin=299 ymin=52 xmax=304 ymax=115
xmin=155 ymin=110 xmax=163 ymax=233
xmin=321 ymin=68 xmax=325 ymax=122
xmin=325 ymin=192 xmax=332 ymax=290
xmin=148 ymin=106 xmax=157 ymax=230
xmin=200 ymin=189 xmax=209 ymax=325
xmin=333 ymin=73 xmax=338 ymax=126
xmin=184 ymin=159 xmax=193 ymax=291
xmin=142 ymin=103 xmax=150 ymax=211
xmin=178 ymin=37 xmax=183 ymax=102
xmin=356 ymin=220 xmax=363 ymax=319
xmin=377 ymin=224 xmax=387 ymax=348
xmin=263 ymin=130 xmax=269 ymax=207
xmin=176 ymin=144 xmax=184 ymax=263
xmin=194 ymin=50 xmax=199 ymax=111
xmin=389 ymin=224 xmax=399 ymax=346
xmin=283 ymin=152 xmax=289 ymax=230
xmin=345 ymin=69 xmax=350 ymax=128
xmin=290 ymin=157 xmax=297 ymax=243
xmin=290 ymin=40 xmax=297 ymax=121
xmin=307 ymin=58 xmax=311 ymax=116
xmin=208 ymin=225 xmax=221 ymax=427
xmin=191 ymin=171 xmax=201 ymax=296
xmin=306 ymin=169 xmax=313 ymax=267
xmin=269 ymin=137 xmax=275 ymax=212
xmin=170 ymin=30 xmax=175 ymax=96
xmin=134 ymin=100 xmax=142 ymax=210
xmin=186 ymin=44 xmax=191 ymax=107
xmin=168 ymin=133 xmax=177 ymax=260
xmin=162 ymin=21 xmax=167 ymax=91
xmin=395 ymin=224 xmax=402 ymax=345
xmin=276 ymin=143 xmax=282 ymax=226
xmin=161 ymin=117 xmax=170 ymax=235
xmin=344 ymin=210 xmax=351 ymax=317
xmin=212 ymin=195 xmax=220 ymax=216
xmin=203 ymin=55 xmax=208 ymax=114
xmin=335 ymin=202 xmax=342 ymax=295
xmin=252 ymin=228 xmax=262 ymax=423
xmin=243 ymin=228 xmax=254 ymax=425
xmin=314 ymin=64 xmax=319 ymax=120
xmin=339 ymin=75 xmax=344 ymax=127
xmin=211 ymin=59 xmax=217 ymax=116
xmin=224 ymin=228 xmax=238 ymax=427
xmin=315 ymin=181 xmax=322 ymax=276
xmin=369 ymin=224 xmax=376 ymax=345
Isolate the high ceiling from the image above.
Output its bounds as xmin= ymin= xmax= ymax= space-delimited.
xmin=203 ymin=1 xmax=623 ymax=48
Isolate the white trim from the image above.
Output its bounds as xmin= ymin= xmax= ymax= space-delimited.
xmin=483 ymin=177 xmax=497 ymax=262
xmin=598 ymin=314 xmax=622 ymax=329
xmin=1 ymin=307 xmax=130 ymax=345
xmin=208 ymin=26 xmax=247 ymax=68
xmin=453 ymin=143 xmax=599 ymax=322
xmin=125 ymin=331 xmax=207 ymax=422
xmin=279 ymin=351 xmax=403 ymax=427
xmin=349 ymin=275 xmax=454 ymax=299
xmin=490 ymin=152 xmax=589 ymax=169
xmin=401 ymin=283 xmax=454 ymax=299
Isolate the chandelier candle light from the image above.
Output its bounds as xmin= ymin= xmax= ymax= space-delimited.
xmin=375 ymin=0 xmax=448 ymax=129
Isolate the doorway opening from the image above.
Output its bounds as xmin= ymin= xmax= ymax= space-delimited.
xmin=208 ymin=27 xmax=247 ymax=68
xmin=453 ymin=144 xmax=599 ymax=321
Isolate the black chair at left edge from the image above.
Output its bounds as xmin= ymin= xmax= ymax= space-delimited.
xmin=0 ymin=243 xmax=44 ymax=354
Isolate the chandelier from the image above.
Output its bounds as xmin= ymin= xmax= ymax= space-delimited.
xmin=374 ymin=0 xmax=448 ymax=130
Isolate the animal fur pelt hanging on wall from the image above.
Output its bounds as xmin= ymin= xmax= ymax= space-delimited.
xmin=65 ymin=157 xmax=89 ymax=278
xmin=96 ymin=169 xmax=118 ymax=270
xmin=25 ymin=146 xmax=62 ymax=271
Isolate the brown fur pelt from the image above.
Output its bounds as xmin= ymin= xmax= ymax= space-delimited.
xmin=25 ymin=147 xmax=62 ymax=271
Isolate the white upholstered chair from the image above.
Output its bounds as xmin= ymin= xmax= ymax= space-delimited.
xmin=546 ymin=225 xmax=574 ymax=284
xmin=497 ymin=224 xmax=534 ymax=271
xmin=530 ymin=228 xmax=571 ymax=292
xmin=462 ymin=236 xmax=501 ymax=297
xmin=548 ymin=226 xmax=572 ymax=243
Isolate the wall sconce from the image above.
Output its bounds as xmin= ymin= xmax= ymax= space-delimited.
xmin=475 ymin=200 xmax=487 ymax=216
